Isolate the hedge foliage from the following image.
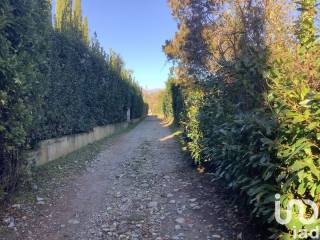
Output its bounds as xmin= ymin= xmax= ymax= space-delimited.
xmin=0 ymin=0 xmax=146 ymax=196
xmin=163 ymin=0 xmax=320 ymax=238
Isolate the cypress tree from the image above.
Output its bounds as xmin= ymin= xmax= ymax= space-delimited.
xmin=55 ymin=0 xmax=72 ymax=31
xmin=73 ymin=0 xmax=83 ymax=32
xmin=62 ymin=0 xmax=73 ymax=32
xmin=83 ymin=16 xmax=89 ymax=44
xmin=55 ymin=0 xmax=65 ymax=30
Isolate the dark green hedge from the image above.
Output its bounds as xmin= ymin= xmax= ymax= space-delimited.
xmin=29 ymin=32 xmax=145 ymax=145
xmin=0 ymin=0 xmax=146 ymax=196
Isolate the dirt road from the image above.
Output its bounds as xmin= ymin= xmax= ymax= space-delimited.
xmin=1 ymin=117 xmax=262 ymax=240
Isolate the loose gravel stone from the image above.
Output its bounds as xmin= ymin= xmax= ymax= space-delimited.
xmin=175 ymin=217 xmax=185 ymax=225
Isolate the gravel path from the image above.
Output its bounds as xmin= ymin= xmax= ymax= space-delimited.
xmin=1 ymin=117 xmax=262 ymax=240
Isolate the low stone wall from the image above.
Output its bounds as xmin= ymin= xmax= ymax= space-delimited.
xmin=25 ymin=119 xmax=141 ymax=166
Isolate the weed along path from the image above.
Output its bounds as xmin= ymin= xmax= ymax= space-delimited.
xmin=1 ymin=117 xmax=262 ymax=240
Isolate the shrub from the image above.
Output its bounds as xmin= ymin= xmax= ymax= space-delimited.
xmin=163 ymin=0 xmax=320 ymax=238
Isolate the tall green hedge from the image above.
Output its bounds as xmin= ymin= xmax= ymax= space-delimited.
xmin=0 ymin=0 xmax=146 ymax=197
xmin=163 ymin=0 xmax=320 ymax=238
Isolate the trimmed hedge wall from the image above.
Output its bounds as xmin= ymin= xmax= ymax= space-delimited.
xmin=0 ymin=0 xmax=146 ymax=197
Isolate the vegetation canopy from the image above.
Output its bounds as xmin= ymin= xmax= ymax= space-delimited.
xmin=162 ymin=0 xmax=320 ymax=238
xmin=0 ymin=0 xmax=146 ymax=199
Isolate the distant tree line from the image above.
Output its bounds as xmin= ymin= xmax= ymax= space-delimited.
xmin=143 ymin=89 xmax=165 ymax=116
xmin=0 ymin=0 xmax=146 ymax=197
xmin=162 ymin=0 xmax=320 ymax=238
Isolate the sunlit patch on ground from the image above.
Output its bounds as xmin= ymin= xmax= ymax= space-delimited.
xmin=159 ymin=130 xmax=182 ymax=142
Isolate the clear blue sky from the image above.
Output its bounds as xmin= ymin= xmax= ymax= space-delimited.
xmin=53 ymin=1 xmax=177 ymax=89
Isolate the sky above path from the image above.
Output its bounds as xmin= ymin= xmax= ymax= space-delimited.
xmin=61 ymin=1 xmax=177 ymax=89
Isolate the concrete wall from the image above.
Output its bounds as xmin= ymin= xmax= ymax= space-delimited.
xmin=25 ymin=119 xmax=141 ymax=166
